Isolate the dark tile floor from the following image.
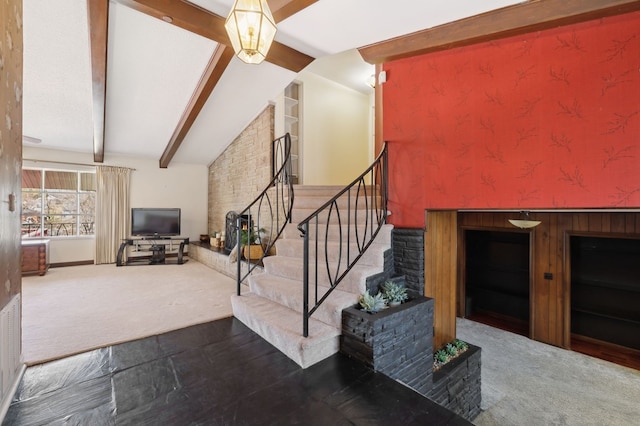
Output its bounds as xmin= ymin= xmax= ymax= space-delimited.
xmin=4 ymin=318 xmax=470 ymax=425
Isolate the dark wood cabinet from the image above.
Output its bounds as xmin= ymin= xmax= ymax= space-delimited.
xmin=22 ymin=239 xmax=50 ymax=276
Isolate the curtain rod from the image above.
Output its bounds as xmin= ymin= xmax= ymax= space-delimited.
xmin=23 ymin=158 xmax=135 ymax=170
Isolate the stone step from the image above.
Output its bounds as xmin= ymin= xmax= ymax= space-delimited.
xmin=231 ymin=293 xmax=340 ymax=368
xmin=248 ymin=273 xmax=359 ymax=328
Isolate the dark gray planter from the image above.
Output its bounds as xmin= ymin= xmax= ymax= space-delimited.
xmin=430 ymin=344 xmax=482 ymax=420
xmin=340 ymin=296 xmax=482 ymax=422
xmin=341 ymin=296 xmax=434 ymax=395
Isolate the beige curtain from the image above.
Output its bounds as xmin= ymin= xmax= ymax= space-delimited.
xmin=95 ymin=166 xmax=131 ymax=264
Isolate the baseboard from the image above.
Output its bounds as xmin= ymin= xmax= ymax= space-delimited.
xmin=50 ymin=260 xmax=94 ymax=268
xmin=0 ymin=363 xmax=25 ymax=423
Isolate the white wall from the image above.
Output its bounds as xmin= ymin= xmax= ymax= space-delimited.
xmin=296 ymin=71 xmax=373 ymax=185
xmin=23 ymin=147 xmax=208 ymax=264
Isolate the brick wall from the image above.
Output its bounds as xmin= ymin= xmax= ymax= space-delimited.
xmin=208 ymin=106 xmax=274 ymax=236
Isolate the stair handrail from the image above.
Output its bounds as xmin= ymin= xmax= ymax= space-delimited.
xmin=236 ymin=133 xmax=294 ymax=295
xmin=297 ymin=143 xmax=388 ymax=337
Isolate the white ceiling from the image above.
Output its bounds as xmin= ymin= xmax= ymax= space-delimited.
xmin=22 ymin=0 xmax=523 ymax=166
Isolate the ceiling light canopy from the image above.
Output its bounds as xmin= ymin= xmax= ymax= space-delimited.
xmin=224 ymin=0 xmax=277 ymax=65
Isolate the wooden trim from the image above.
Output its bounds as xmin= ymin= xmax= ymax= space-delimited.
xmin=159 ymin=45 xmax=234 ymax=168
xmin=115 ymin=0 xmax=314 ymax=72
xmin=425 ymin=210 xmax=458 ymax=350
xmin=359 ymin=0 xmax=640 ymax=64
xmin=86 ymin=0 xmax=109 ymax=163
xmin=374 ymin=63 xmax=384 ymax=156
xmin=50 ymin=260 xmax=94 ymax=268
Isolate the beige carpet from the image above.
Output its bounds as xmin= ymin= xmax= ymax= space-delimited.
xmin=22 ymin=261 xmax=237 ymax=365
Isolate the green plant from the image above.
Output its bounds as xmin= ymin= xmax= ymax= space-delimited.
xmin=433 ymin=338 xmax=470 ymax=371
xmin=435 ymin=350 xmax=448 ymax=364
xmin=240 ymin=227 xmax=265 ymax=246
xmin=381 ymin=280 xmax=408 ymax=304
xmin=358 ymin=290 xmax=387 ymax=313
xmin=454 ymin=339 xmax=468 ymax=351
xmin=446 ymin=343 xmax=457 ymax=356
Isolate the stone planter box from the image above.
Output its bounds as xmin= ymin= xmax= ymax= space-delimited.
xmin=341 ymin=296 xmax=434 ymax=395
xmin=429 ymin=343 xmax=482 ymax=421
xmin=340 ymin=295 xmax=482 ymax=422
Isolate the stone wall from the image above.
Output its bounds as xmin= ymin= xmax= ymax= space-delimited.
xmin=341 ymin=297 xmax=434 ymax=395
xmin=207 ymin=106 xmax=274 ymax=236
xmin=392 ymin=228 xmax=425 ymax=295
xmin=429 ymin=344 xmax=482 ymax=420
xmin=340 ymin=296 xmax=482 ymax=422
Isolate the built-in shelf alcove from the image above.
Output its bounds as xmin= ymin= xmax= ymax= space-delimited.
xmin=463 ymin=229 xmax=531 ymax=337
xmin=570 ymin=235 xmax=640 ymax=352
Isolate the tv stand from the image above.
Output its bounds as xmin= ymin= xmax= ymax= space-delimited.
xmin=116 ymin=237 xmax=189 ymax=266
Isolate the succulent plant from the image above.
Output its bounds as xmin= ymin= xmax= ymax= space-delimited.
xmin=454 ymin=339 xmax=468 ymax=351
xmin=381 ymin=280 xmax=409 ymax=304
xmin=434 ymin=350 xmax=448 ymax=364
xmin=358 ymin=290 xmax=387 ymax=313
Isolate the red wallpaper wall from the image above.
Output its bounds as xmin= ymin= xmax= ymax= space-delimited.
xmin=383 ymin=12 xmax=640 ymax=228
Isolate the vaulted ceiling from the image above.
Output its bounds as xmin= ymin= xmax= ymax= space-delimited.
xmin=22 ymin=0 xmax=640 ymax=168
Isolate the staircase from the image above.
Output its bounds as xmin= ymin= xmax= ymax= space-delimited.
xmin=231 ymin=185 xmax=392 ymax=368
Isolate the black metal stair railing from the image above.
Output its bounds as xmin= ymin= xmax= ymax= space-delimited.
xmin=235 ymin=134 xmax=294 ymax=294
xmin=297 ymin=143 xmax=388 ymax=337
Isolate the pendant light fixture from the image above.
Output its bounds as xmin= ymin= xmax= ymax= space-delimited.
xmin=508 ymin=211 xmax=542 ymax=229
xmin=224 ymin=0 xmax=277 ymax=65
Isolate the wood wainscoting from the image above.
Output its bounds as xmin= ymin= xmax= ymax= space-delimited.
xmin=425 ymin=210 xmax=640 ymax=368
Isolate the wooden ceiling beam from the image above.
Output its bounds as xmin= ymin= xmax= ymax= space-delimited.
xmin=271 ymin=0 xmax=319 ymax=23
xmin=153 ymin=0 xmax=317 ymax=167
xmin=159 ymin=45 xmax=234 ymax=168
xmin=115 ymin=0 xmax=318 ymax=167
xmin=115 ymin=0 xmax=314 ymax=72
xmin=359 ymin=0 xmax=640 ymax=64
xmin=86 ymin=0 xmax=109 ymax=163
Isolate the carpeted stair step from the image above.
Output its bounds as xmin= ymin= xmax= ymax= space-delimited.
xmin=274 ymin=239 xmax=387 ymax=267
xmin=262 ymin=256 xmax=378 ymax=294
xmin=294 ymin=195 xmax=382 ymax=210
xmin=248 ymin=273 xmax=359 ymax=328
xmin=291 ymin=185 xmax=344 ymax=198
xmin=231 ymin=293 xmax=340 ymax=368
xmin=291 ymin=207 xmax=376 ymax=224
xmin=282 ymin=223 xmax=393 ymax=245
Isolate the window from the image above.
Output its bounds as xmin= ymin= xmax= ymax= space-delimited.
xmin=21 ymin=168 xmax=96 ymax=238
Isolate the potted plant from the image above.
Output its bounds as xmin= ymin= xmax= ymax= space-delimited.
xmin=381 ymin=280 xmax=408 ymax=307
xmin=358 ymin=290 xmax=387 ymax=313
xmin=240 ymin=227 xmax=266 ymax=260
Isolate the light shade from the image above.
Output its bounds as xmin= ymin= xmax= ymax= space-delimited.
xmin=224 ymin=0 xmax=277 ymax=65
xmin=508 ymin=219 xmax=542 ymax=229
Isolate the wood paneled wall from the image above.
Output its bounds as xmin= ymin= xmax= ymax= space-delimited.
xmin=457 ymin=211 xmax=640 ymax=348
xmin=424 ymin=210 xmax=457 ymax=350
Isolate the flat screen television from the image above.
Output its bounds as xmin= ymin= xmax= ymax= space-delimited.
xmin=131 ymin=208 xmax=181 ymax=237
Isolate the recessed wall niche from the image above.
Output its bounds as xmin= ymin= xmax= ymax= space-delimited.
xmin=464 ymin=229 xmax=530 ymax=336
xmin=570 ymin=235 xmax=640 ymax=351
